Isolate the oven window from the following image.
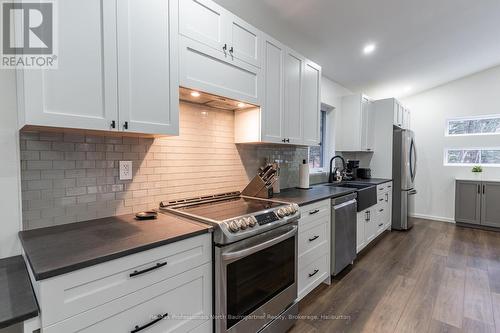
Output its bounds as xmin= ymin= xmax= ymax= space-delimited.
xmin=226 ymin=236 xmax=295 ymax=329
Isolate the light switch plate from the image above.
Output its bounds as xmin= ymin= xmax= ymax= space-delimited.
xmin=119 ymin=161 xmax=133 ymax=180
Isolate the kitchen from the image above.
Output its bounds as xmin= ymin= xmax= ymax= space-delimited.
xmin=1 ymin=1 xmax=500 ymax=333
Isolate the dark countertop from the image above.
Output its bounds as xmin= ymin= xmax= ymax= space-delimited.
xmin=272 ymin=185 xmax=356 ymax=206
xmin=349 ymin=178 xmax=392 ymax=185
xmin=272 ymin=178 xmax=392 ymax=206
xmin=19 ymin=213 xmax=212 ymax=281
xmin=0 ymin=256 xmax=38 ymax=329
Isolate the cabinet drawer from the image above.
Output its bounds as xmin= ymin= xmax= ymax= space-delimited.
xmin=38 ymin=234 xmax=211 ymax=327
xmin=298 ymin=219 xmax=328 ymax=260
xmin=44 ymin=263 xmax=212 ymax=333
xmin=299 ymin=199 xmax=330 ymax=226
xmin=298 ymin=255 xmax=329 ymax=301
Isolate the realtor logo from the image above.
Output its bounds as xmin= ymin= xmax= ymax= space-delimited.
xmin=1 ymin=0 xmax=57 ymax=68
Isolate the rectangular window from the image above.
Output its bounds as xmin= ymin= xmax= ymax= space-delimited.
xmin=445 ymin=148 xmax=500 ymax=166
xmin=446 ymin=115 xmax=500 ymax=136
xmin=309 ymin=111 xmax=327 ymax=171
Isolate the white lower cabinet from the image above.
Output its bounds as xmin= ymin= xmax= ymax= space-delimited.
xmin=297 ymin=200 xmax=331 ymax=300
xmin=356 ymin=182 xmax=393 ymax=253
xmin=33 ymin=234 xmax=212 ymax=332
xmin=44 ymin=263 xmax=212 ymax=333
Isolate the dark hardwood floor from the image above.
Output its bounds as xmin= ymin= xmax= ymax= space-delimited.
xmin=288 ymin=218 xmax=500 ymax=333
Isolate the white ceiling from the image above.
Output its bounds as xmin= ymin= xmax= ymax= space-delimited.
xmin=214 ymin=0 xmax=500 ymax=99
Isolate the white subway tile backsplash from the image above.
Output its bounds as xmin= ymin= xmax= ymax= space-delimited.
xmin=20 ymin=102 xmax=307 ymax=229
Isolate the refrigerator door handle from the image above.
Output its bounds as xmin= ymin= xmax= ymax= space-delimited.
xmin=408 ymin=189 xmax=417 ymax=195
xmin=409 ymin=138 xmax=417 ymax=182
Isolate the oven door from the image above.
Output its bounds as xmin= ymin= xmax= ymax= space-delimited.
xmin=215 ymin=223 xmax=298 ymax=333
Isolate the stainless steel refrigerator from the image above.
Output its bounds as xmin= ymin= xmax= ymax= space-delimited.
xmin=392 ymin=128 xmax=417 ymax=230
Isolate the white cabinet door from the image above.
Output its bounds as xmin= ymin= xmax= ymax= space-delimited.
xmin=302 ymin=60 xmax=321 ymax=146
xmin=356 ymin=211 xmax=366 ymax=253
xmin=261 ymin=36 xmax=285 ymax=143
xmin=284 ymin=49 xmax=304 ymax=144
xmin=19 ymin=0 xmax=118 ymax=131
xmin=360 ymin=98 xmax=374 ymax=151
xmin=116 ymin=0 xmax=179 ymax=135
xmin=179 ymin=0 xmax=227 ymax=54
xmin=403 ymin=108 xmax=411 ymax=129
xmin=227 ymin=14 xmax=261 ymax=68
xmin=366 ymin=208 xmax=377 ymax=243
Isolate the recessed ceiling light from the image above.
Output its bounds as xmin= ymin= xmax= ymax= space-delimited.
xmin=237 ymin=102 xmax=246 ymax=108
xmin=363 ymin=43 xmax=376 ymax=55
xmin=190 ymin=91 xmax=200 ymax=97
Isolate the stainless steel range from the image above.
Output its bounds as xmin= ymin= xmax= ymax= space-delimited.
xmin=159 ymin=192 xmax=300 ymax=333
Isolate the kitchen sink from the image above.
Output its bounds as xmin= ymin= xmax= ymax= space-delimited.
xmin=323 ymin=182 xmax=377 ymax=212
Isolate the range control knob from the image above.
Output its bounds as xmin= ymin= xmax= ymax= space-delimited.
xmin=284 ymin=207 xmax=292 ymax=216
xmin=228 ymin=220 xmax=239 ymax=233
xmin=239 ymin=218 xmax=248 ymax=230
xmin=248 ymin=216 xmax=257 ymax=227
xmin=292 ymin=203 xmax=299 ymax=214
xmin=277 ymin=208 xmax=286 ymax=218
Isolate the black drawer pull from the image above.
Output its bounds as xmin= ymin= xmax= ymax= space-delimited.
xmin=309 ymin=269 xmax=319 ymax=277
xmin=379 ymin=209 xmax=384 ymax=212
xmin=130 ymin=262 xmax=167 ymax=278
xmin=309 ymin=209 xmax=320 ymax=215
xmin=378 ymin=223 xmax=383 ymax=227
xmin=131 ymin=313 xmax=168 ymax=333
xmin=308 ymin=235 xmax=320 ymax=242
xmin=379 ymin=198 xmax=384 ymax=201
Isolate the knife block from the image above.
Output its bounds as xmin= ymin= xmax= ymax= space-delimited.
xmin=241 ymin=175 xmax=275 ymax=198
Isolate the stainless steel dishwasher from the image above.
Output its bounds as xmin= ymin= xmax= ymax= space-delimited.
xmin=331 ymin=193 xmax=358 ymax=275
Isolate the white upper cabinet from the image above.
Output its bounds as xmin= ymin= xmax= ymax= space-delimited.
xmin=179 ymin=0 xmax=262 ymax=105
xmin=393 ymin=99 xmax=411 ymax=129
xmin=227 ymin=14 xmax=262 ymax=68
xmin=235 ymin=35 xmax=322 ymax=146
xmin=337 ymin=94 xmax=374 ymax=152
xmin=284 ymin=49 xmax=304 ymax=145
xmin=18 ymin=0 xmax=119 ymax=132
xmin=178 ymin=0 xmax=226 ymax=53
xmin=17 ymin=0 xmax=179 ymax=136
xmin=116 ymin=0 xmax=179 ymax=135
xmin=260 ymin=36 xmax=285 ymax=144
xmin=302 ymin=60 xmax=322 ymax=146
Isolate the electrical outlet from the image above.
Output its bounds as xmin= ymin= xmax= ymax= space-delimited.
xmin=119 ymin=161 xmax=133 ymax=180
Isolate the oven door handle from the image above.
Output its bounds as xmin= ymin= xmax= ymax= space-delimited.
xmin=221 ymin=226 xmax=298 ymax=261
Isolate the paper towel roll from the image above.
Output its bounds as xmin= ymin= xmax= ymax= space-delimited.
xmin=299 ymin=160 xmax=310 ymax=189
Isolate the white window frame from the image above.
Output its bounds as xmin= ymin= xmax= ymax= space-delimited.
xmin=444 ymin=147 xmax=500 ymax=167
xmin=445 ymin=114 xmax=500 ymax=137
xmin=309 ymin=110 xmax=328 ymax=173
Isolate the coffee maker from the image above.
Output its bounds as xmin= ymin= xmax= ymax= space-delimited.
xmin=344 ymin=160 xmax=360 ymax=180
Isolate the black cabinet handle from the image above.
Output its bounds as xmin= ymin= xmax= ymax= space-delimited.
xmin=131 ymin=313 xmax=168 ymax=333
xmin=285 ymin=138 xmax=290 ymax=143
xmin=483 ymin=185 xmax=486 ymax=194
xmin=379 ymin=209 xmax=384 ymax=212
xmin=308 ymin=235 xmax=320 ymax=242
xmin=222 ymin=43 xmax=227 ymax=52
xmin=478 ymin=184 xmax=481 ymax=194
xmin=123 ymin=121 xmax=129 ymax=130
xmin=379 ymin=198 xmax=384 ymax=201
xmin=130 ymin=262 xmax=167 ymax=278
xmin=308 ymin=269 xmax=319 ymax=277
xmin=309 ymin=209 xmax=320 ymax=215
xmin=111 ymin=120 xmax=116 ymax=129
xmin=229 ymin=46 xmax=234 ymax=53
xmin=282 ymin=139 xmax=286 ymax=143
xmin=378 ymin=223 xmax=383 ymax=227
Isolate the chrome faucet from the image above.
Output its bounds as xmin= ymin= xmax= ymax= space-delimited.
xmin=328 ymin=155 xmax=346 ymax=183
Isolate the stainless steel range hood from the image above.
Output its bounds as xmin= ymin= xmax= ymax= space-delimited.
xmin=179 ymin=87 xmax=258 ymax=111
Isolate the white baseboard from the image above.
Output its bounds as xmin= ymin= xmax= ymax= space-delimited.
xmin=409 ymin=213 xmax=455 ymax=223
